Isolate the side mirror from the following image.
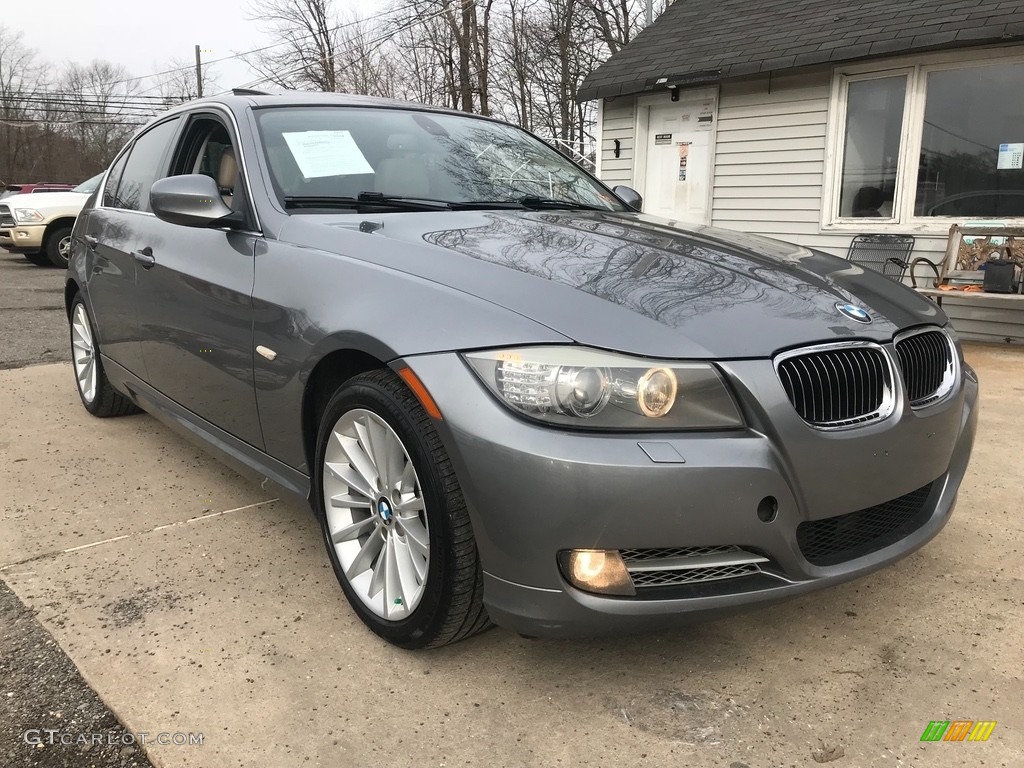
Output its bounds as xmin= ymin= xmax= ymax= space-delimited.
xmin=150 ymin=174 xmax=236 ymax=228
xmin=612 ymin=185 xmax=643 ymax=212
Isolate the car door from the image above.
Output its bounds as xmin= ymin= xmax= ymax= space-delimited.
xmin=80 ymin=118 xmax=182 ymax=376
xmin=131 ymin=111 xmax=265 ymax=449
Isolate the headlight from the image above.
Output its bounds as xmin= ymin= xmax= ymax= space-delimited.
xmin=14 ymin=208 xmax=43 ymax=222
xmin=463 ymin=346 xmax=743 ymax=430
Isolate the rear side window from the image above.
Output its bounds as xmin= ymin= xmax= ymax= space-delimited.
xmin=110 ymin=118 xmax=180 ymax=212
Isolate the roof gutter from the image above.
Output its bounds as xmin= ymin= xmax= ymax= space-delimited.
xmin=577 ymin=69 xmax=722 ymax=102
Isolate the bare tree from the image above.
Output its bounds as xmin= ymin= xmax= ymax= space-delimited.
xmin=0 ymin=27 xmax=45 ymax=183
xmin=231 ymin=0 xmax=660 ymax=165
xmin=583 ymin=0 xmax=640 ymax=55
xmin=332 ymin=17 xmax=398 ymax=97
xmin=59 ymin=61 xmax=142 ymax=172
xmin=246 ymin=0 xmax=340 ymax=91
xmin=157 ymin=57 xmax=219 ymax=105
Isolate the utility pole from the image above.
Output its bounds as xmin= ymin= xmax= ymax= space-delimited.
xmin=194 ymin=45 xmax=203 ymax=98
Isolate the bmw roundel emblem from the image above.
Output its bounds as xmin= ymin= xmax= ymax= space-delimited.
xmin=835 ymin=302 xmax=872 ymax=324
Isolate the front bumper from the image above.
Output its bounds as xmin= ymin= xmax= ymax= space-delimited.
xmin=403 ymin=350 xmax=979 ymax=638
xmin=0 ymin=224 xmax=44 ymax=253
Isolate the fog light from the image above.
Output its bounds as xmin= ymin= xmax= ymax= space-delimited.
xmin=558 ymin=549 xmax=635 ymax=596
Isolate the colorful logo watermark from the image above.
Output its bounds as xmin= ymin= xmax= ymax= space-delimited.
xmin=920 ymin=721 xmax=997 ymax=742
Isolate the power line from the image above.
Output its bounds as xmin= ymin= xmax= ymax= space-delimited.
xmin=0 ymin=118 xmax=146 ymax=128
xmin=10 ymin=96 xmax=163 ymax=109
xmin=75 ymin=7 xmax=410 ymax=96
xmin=5 ymin=90 xmax=180 ymax=102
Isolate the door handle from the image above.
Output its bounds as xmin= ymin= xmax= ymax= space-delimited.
xmin=84 ymin=235 xmax=98 ymax=248
xmin=131 ymin=247 xmax=156 ymax=269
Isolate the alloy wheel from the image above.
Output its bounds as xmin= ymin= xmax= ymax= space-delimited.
xmin=71 ymin=303 xmax=97 ymax=403
xmin=58 ymin=234 xmax=72 ymax=265
xmin=323 ymin=408 xmax=430 ymax=621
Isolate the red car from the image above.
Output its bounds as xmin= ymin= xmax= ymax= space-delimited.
xmin=0 ymin=182 xmax=74 ymax=200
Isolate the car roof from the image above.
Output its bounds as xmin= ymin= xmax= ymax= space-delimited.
xmin=154 ymin=90 xmax=500 ymax=125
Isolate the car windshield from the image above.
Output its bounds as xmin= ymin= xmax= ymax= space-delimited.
xmin=255 ymin=107 xmax=621 ymax=211
xmin=73 ymin=173 xmax=104 ymax=194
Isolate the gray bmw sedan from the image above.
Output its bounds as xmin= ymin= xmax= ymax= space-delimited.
xmin=66 ymin=91 xmax=978 ymax=648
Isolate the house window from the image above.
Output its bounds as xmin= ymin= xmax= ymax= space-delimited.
xmin=916 ymin=62 xmax=1024 ymax=218
xmin=830 ymin=57 xmax=1024 ymax=227
xmin=839 ymin=76 xmax=906 ymax=218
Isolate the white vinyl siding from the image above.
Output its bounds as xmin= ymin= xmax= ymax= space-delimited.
xmin=598 ymin=98 xmax=635 ymax=186
xmin=710 ymin=69 xmax=834 ymax=246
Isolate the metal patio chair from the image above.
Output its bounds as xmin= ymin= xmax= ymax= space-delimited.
xmin=846 ymin=234 xmax=916 ymax=281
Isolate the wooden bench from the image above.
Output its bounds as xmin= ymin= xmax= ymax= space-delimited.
xmin=915 ymin=287 xmax=1024 ymax=308
xmin=914 ymin=288 xmax=1024 ymax=344
xmin=909 ymin=228 xmax=1024 ymax=343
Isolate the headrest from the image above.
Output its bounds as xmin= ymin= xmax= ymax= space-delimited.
xmin=218 ymin=146 xmax=238 ymax=190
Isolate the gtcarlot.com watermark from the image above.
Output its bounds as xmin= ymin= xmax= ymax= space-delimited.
xmin=24 ymin=729 xmax=203 ymax=747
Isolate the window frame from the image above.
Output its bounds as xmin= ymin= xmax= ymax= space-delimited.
xmin=168 ymin=111 xmax=259 ymax=232
xmin=822 ymin=47 xmax=1024 ymax=233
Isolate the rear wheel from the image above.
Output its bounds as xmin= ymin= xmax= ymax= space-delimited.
xmin=69 ymin=295 xmax=139 ymax=417
xmin=45 ymin=225 xmax=73 ymax=267
xmin=314 ymin=369 xmax=490 ymax=649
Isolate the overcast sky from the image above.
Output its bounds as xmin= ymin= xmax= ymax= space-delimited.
xmin=13 ymin=0 xmax=378 ymax=95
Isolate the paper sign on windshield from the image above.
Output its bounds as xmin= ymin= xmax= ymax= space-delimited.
xmin=283 ymin=130 xmax=375 ymax=178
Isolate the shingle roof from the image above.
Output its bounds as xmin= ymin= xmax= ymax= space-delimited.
xmin=578 ymin=0 xmax=1024 ymax=101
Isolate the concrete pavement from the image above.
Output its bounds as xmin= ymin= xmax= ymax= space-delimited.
xmin=1 ymin=349 xmax=1022 ymax=767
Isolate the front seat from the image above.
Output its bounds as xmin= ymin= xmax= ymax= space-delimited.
xmin=217 ymin=146 xmax=238 ymax=206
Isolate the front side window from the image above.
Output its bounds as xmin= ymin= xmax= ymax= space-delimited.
xmin=111 ymin=118 xmax=181 ymax=212
xmin=171 ymin=116 xmax=239 ymax=207
xmin=838 ymin=76 xmax=906 ymax=218
xmin=255 ymin=107 xmax=623 ymax=211
xmin=916 ymin=62 xmax=1024 ymax=218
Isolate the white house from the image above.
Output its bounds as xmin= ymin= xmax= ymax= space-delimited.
xmin=579 ymin=0 xmax=1024 ymax=343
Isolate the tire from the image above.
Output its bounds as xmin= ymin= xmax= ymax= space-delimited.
xmin=45 ymin=225 xmax=73 ymax=268
xmin=69 ymin=295 xmax=139 ymax=417
xmin=23 ymin=251 xmax=51 ymax=267
xmin=314 ymin=369 xmax=490 ymax=649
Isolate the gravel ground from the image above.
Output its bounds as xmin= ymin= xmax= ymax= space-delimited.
xmin=0 ymin=251 xmax=70 ymax=370
xmin=0 ymin=249 xmax=155 ymax=768
xmin=0 ymin=581 xmax=154 ymax=768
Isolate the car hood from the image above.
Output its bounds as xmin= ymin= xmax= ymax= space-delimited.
xmin=288 ymin=209 xmax=946 ymax=359
xmin=0 ymin=191 xmax=88 ymax=210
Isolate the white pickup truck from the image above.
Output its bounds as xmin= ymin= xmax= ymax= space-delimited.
xmin=0 ymin=174 xmax=103 ymax=267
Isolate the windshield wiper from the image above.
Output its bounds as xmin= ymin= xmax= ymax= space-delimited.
xmin=517 ymin=196 xmax=607 ymax=211
xmin=283 ymin=193 xmax=455 ymax=211
xmin=282 ymin=193 xmax=609 ymax=213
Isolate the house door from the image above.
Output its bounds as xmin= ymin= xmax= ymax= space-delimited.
xmin=642 ymin=99 xmax=715 ymax=224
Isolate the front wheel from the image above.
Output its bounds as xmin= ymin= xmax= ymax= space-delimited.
xmin=314 ymin=369 xmax=490 ymax=649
